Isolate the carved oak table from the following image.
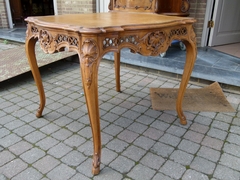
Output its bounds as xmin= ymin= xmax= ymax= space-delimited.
xmin=25 ymin=12 xmax=196 ymax=175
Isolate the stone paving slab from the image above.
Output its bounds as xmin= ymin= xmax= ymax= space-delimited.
xmin=0 ymin=40 xmax=76 ymax=82
xmin=0 ymin=42 xmax=240 ymax=179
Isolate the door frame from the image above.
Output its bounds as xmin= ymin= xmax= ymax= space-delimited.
xmin=53 ymin=0 xmax=58 ymax=15
xmin=96 ymin=0 xmax=110 ymax=13
xmin=202 ymin=0 xmax=240 ymax=47
xmin=201 ymin=0 xmax=215 ymax=47
xmin=5 ymin=0 xmax=13 ymax=28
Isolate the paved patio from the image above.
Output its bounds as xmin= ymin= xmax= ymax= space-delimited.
xmin=0 ymin=40 xmax=76 ymax=82
xmin=0 ymin=41 xmax=240 ymax=180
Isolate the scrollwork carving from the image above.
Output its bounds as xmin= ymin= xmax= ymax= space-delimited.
xmin=26 ymin=25 xmax=39 ymax=39
xmin=28 ymin=26 xmax=79 ymax=50
xmin=181 ymin=0 xmax=190 ymax=13
xmin=31 ymin=26 xmax=39 ymax=35
xmin=80 ymin=39 xmax=99 ymax=89
xmin=103 ymin=26 xmax=190 ymax=56
xmin=140 ymin=31 xmax=167 ymax=55
xmin=39 ymin=30 xmax=57 ymax=53
xmin=114 ymin=0 xmax=154 ymax=11
xmin=108 ymin=0 xmax=113 ymax=10
xmin=190 ymin=26 xmax=197 ymax=45
xmin=38 ymin=30 xmax=79 ymax=53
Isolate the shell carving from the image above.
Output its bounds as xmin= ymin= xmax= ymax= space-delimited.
xmin=80 ymin=39 xmax=99 ymax=89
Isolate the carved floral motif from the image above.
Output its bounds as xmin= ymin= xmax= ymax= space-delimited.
xmin=141 ymin=31 xmax=167 ymax=55
xmin=31 ymin=26 xmax=39 ymax=34
xmin=102 ymin=26 xmax=190 ymax=56
xmin=114 ymin=0 xmax=154 ymax=10
xmin=39 ymin=30 xmax=56 ymax=53
xmin=29 ymin=28 xmax=79 ymax=53
xmin=80 ymin=39 xmax=99 ymax=89
xmin=26 ymin=25 xmax=38 ymax=39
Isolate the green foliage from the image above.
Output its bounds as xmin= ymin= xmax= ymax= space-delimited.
xmin=3 ymin=39 xmax=8 ymax=44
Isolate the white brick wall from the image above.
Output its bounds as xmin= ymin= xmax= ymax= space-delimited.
xmin=57 ymin=0 xmax=96 ymax=14
xmin=189 ymin=0 xmax=207 ymax=46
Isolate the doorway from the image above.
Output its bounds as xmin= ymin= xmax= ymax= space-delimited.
xmin=204 ymin=0 xmax=240 ymax=47
xmin=202 ymin=0 xmax=240 ymax=58
xmin=9 ymin=0 xmax=54 ymax=27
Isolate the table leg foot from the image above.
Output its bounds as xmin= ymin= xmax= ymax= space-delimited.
xmin=36 ymin=107 xmax=43 ymax=118
xmin=92 ymin=167 xmax=100 ymax=175
xmin=179 ymin=115 xmax=187 ymax=125
xmin=92 ymin=153 xmax=101 ymax=175
xmin=176 ymin=106 xmax=187 ymax=125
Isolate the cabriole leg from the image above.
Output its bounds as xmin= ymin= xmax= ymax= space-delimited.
xmin=79 ymin=38 xmax=101 ymax=175
xmin=114 ymin=52 xmax=121 ymax=92
xmin=25 ymin=37 xmax=46 ymax=118
xmin=176 ymin=40 xmax=197 ymax=125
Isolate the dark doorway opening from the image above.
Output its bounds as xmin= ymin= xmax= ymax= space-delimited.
xmin=10 ymin=0 xmax=54 ymax=27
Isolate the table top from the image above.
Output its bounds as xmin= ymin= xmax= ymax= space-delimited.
xmin=25 ymin=12 xmax=196 ymax=33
